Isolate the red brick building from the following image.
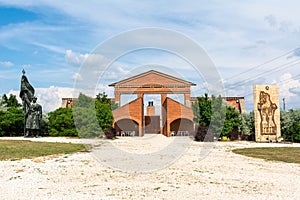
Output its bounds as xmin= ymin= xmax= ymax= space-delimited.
xmin=109 ymin=70 xmax=196 ymax=137
xmin=62 ymin=70 xmax=246 ymax=137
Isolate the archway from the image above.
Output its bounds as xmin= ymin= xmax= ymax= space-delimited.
xmin=170 ymin=118 xmax=194 ymax=136
xmin=114 ymin=118 xmax=139 ymax=136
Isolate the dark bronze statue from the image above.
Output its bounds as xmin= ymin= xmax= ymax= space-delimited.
xmin=19 ymin=70 xmax=42 ymax=137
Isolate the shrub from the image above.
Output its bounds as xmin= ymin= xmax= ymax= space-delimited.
xmin=194 ymin=126 xmax=214 ymax=142
xmin=229 ymin=130 xmax=240 ymax=141
xmin=240 ymin=134 xmax=249 ymax=141
xmin=48 ymin=108 xmax=78 ymax=137
xmin=104 ymin=127 xmax=116 ymax=139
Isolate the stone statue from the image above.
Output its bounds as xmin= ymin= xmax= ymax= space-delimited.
xmin=19 ymin=70 xmax=42 ymax=137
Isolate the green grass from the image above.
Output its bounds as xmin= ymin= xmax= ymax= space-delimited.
xmin=232 ymin=147 xmax=300 ymax=164
xmin=0 ymin=140 xmax=87 ymax=161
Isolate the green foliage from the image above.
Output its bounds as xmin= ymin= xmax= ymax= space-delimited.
xmin=48 ymin=92 xmax=115 ymax=138
xmin=210 ymin=95 xmax=226 ymax=137
xmin=96 ymin=92 xmax=118 ymax=110
xmin=192 ymin=94 xmax=243 ymax=140
xmin=96 ymin=92 xmax=111 ymax=104
xmin=192 ymin=93 xmax=211 ymax=126
xmin=0 ymin=94 xmax=24 ymax=136
xmin=1 ymin=94 xmax=21 ymax=108
xmin=241 ymin=111 xmax=255 ymax=136
xmin=72 ymin=92 xmax=114 ymax=138
xmin=0 ymin=107 xmax=24 ymax=136
xmin=281 ymin=109 xmax=300 ymax=142
xmin=73 ymin=93 xmax=102 ymax=138
xmin=221 ymin=106 xmax=242 ymax=138
xmin=48 ymin=107 xmax=78 ymax=137
xmin=40 ymin=113 xmax=49 ymax=135
xmin=95 ymin=92 xmax=114 ymax=132
xmin=95 ymin=102 xmax=114 ymax=131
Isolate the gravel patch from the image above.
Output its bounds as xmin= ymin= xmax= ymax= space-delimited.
xmin=0 ymin=136 xmax=300 ymax=199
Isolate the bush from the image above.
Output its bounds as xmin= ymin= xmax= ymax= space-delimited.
xmin=0 ymin=107 xmax=24 ymax=136
xmin=229 ymin=130 xmax=239 ymax=141
xmin=104 ymin=127 xmax=116 ymax=139
xmin=194 ymin=126 xmax=214 ymax=142
xmin=240 ymin=134 xmax=249 ymax=141
xmin=48 ymin=108 xmax=78 ymax=137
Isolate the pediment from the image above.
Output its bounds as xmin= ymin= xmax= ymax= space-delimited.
xmin=109 ymin=70 xmax=195 ymax=88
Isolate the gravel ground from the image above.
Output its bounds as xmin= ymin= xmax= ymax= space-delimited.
xmin=0 ymin=136 xmax=300 ymax=200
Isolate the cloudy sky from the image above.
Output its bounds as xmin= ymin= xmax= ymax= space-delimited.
xmin=1 ymin=0 xmax=300 ymax=112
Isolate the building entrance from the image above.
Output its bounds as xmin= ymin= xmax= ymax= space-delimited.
xmin=110 ymin=70 xmax=196 ymax=137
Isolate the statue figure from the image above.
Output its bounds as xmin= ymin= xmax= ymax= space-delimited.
xmin=19 ymin=70 xmax=42 ymax=137
xmin=25 ymin=96 xmax=42 ymax=137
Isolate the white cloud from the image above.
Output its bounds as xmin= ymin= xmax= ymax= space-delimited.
xmin=278 ymin=73 xmax=300 ymax=100
xmin=65 ymin=50 xmax=88 ymax=67
xmin=0 ymin=61 xmax=14 ymax=67
xmin=31 ymin=41 xmax=65 ymax=54
xmin=72 ymin=72 xmax=83 ymax=81
xmin=4 ymin=84 xmax=114 ymax=113
xmin=2 ymin=1 xmax=300 ymax=110
xmin=9 ymin=86 xmax=79 ymax=113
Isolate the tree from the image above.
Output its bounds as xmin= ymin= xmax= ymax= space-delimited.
xmin=221 ymin=106 xmax=242 ymax=139
xmin=72 ymin=92 xmax=114 ymax=138
xmin=95 ymin=92 xmax=114 ymax=132
xmin=48 ymin=107 xmax=78 ymax=136
xmin=96 ymin=92 xmax=118 ymax=110
xmin=240 ymin=111 xmax=255 ymax=139
xmin=0 ymin=94 xmax=24 ymax=136
xmin=280 ymin=110 xmax=292 ymax=141
xmin=1 ymin=94 xmax=21 ymax=108
xmin=210 ymin=95 xmax=226 ymax=137
xmin=0 ymin=107 xmax=24 ymax=136
xmin=192 ymin=93 xmax=211 ymax=126
xmin=48 ymin=92 xmax=115 ymax=138
xmin=0 ymin=95 xmax=7 ymax=111
xmin=280 ymin=109 xmax=300 ymax=142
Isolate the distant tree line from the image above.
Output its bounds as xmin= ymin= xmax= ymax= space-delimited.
xmin=1 ymin=92 xmax=300 ymax=142
xmin=0 ymin=94 xmax=23 ymax=136
xmin=192 ymin=93 xmax=300 ymax=142
xmin=0 ymin=92 xmax=115 ymax=138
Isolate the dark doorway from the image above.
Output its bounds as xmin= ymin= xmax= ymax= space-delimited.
xmin=144 ymin=115 xmax=160 ymax=134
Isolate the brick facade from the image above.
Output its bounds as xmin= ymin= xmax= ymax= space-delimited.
xmin=110 ymin=70 xmax=195 ymax=137
xmin=61 ymin=70 xmax=247 ymax=138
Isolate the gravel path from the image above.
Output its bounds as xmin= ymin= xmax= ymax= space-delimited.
xmin=0 ymin=136 xmax=300 ymax=199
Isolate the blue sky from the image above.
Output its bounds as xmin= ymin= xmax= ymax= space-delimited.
xmin=1 ymin=1 xmax=300 ymax=112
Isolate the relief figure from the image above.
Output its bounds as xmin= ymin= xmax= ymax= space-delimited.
xmin=257 ymin=91 xmax=277 ymax=135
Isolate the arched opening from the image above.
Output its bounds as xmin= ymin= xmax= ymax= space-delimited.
xmin=170 ymin=118 xmax=194 ymax=136
xmin=114 ymin=119 xmax=139 ymax=136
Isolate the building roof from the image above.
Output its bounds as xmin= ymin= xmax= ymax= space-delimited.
xmin=109 ymin=70 xmax=196 ymax=87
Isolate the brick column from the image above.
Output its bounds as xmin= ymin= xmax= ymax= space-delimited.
xmin=184 ymin=93 xmax=191 ymax=107
xmin=161 ymin=93 xmax=167 ymax=104
xmin=114 ymin=92 xmax=120 ymax=107
xmin=138 ymin=93 xmax=144 ymax=137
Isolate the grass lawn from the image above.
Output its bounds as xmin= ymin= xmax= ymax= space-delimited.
xmin=0 ymin=140 xmax=87 ymax=161
xmin=232 ymin=147 xmax=300 ymax=164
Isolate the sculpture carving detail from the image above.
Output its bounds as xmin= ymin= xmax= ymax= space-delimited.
xmin=257 ymin=90 xmax=277 ymax=135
